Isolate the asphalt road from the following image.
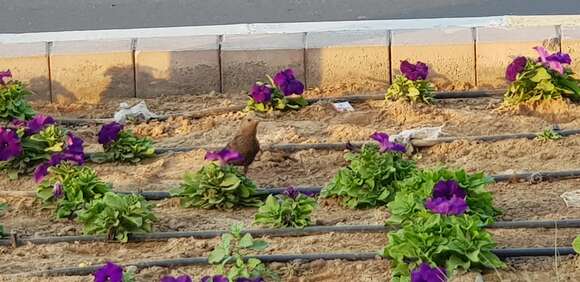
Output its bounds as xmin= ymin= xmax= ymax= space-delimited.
xmin=1 ymin=0 xmax=580 ymax=33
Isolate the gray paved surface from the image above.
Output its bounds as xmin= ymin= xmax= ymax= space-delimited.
xmin=1 ymin=0 xmax=579 ymax=33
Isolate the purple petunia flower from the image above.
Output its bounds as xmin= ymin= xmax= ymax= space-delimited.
xmin=0 ymin=69 xmax=11 ymax=85
xmin=432 ymin=180 xmax=466 ymax=199
xmin=0 ymin=128 xmax=23 ymax=161
xmin=94 ymin=261 xmax=124 ymax=282
xmin=235 ymin=278 xmax=265 ymax=282
xmin=505 ymin=56 xmax=528 ymax=81
xmin=250 ymin=83 xmax=273 ymax=103
xmin=201 ymin=275 xmax=229 ymax=282
xmin=534 ymin=46 xmax=572 ymax=75
xmin=160 ymin=274 xmax=193 ymax=282
xmin=411 ymin=263 xmax=447 ymax=282
xmin=370 ymin=132 xmax=406 ymax=153
xmin=204 ymin=149 xmax=244 ymax=166
xmin=400 ymin=60 xmax=429 ymax=81
xmin=98 ymin=122 xmax=124 ymax=145
xmin=273 ymin=68 xmax=305 ymax=96
xmin=53 ymin=182 xmax=64 ymax=199
xmin=425 ymin=195 xmax=468 ymax=216
xmin=282 ymin=187 xmax=300 ymax=199
xmin=34 ymin=132 xmax=85 ymax=183
xmin=25 ymin=114 xmax=55 ymax=136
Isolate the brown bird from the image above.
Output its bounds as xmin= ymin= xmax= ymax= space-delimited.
xmin=225 ymin=119 xmax=260 ymax=174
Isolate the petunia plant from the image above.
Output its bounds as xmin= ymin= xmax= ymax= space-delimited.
xmin=78 ymin=192 xmax=157 ymax=242
xmin=90 ymin=121 xmax=155 ymax=163
xmin=0 ymin=70 xmax=36 ymax=122
xmin=36 ymin=163 xmax=111 ymax=219
xmin=246 ymin=68 xmax=308 ymax=113
xmin=94 ymin=261 xmax=135 ymax=282
xmin=208 ymin=224 xmax=278 ymax=281
xmin=171 ymin=149 xmax=262 ymax=209
xmin=0 ymin=114 xmax=85 ymax=180
xmin=254 ymin=187 xmax=317 ymax=228
xmin=386 ymin=61 xmax=437 ymax=104
xmin=161 ymin=275 xmax=193 ymax=282
xmin=535 ymin=128 xmax=562 ymax=141
xmin=387 ymin=168 xmax=500 ymax=225
xmin=503 ymin=46 xmax=580 ymax=106
xmin=322 ymin=132 xmax=416 ymax=208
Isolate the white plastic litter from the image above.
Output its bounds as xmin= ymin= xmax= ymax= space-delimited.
xmin=560 ymin=190 xmax=580 ymax=207
xmin=332 ymin=102 xmax=355 ymax=112
xmin=392 ymin=125 xmax=447 ymax=145
xmin=113 ymin=101 xmax=158 ymax=123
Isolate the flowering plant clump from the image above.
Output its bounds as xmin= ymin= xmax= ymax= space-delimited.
xmin=0 ymin=114 xmax=84 ymax=179
xmin=254 ymin=187 xmax=317 ymax=228
xmin=246 ymin=68 xmax=308 ymax=113
xmin=382 ymin=212 xmax=504 ymax=281
xmin=503 ymin=46 xmax=580 ymax=106
xmin=0 ymin=70 xmax=36 ymax=121
xmin=387 ymin=168 xmax=500 ymax=225
xmin=322 ymin=132 xmax=416 ymax=208
xmin=171 ymin=149 xmax=261 ymax=209
xmin=161 ymin=275 xmax=193 ymax=282
xmin=78 ymin=192 xmax=157 ymax=242
xmin=36 ymin=163 xmax=111 ymax=219
xmin=94 ymin=261 xmax=135 ymax=282
xmin=535 ymin=128 xmax=562 ymax=141
xmin=386 ymin=61 xmax=437 ymax=104
xmin=208 ymin=224 xmax=279 ymax=281
xmin=90 ymin=122 xmax=155 ymax=163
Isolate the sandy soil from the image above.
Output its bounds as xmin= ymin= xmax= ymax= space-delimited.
xmin=1 ymin=94 xmax=580 ymax=281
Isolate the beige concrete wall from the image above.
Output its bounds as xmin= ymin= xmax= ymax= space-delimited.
xmin=49 ymin=40 xmax=135 ymax=104
xmin=221 ymin=33 xmax=305 ymax=94
xmin=0 ymin=42 xmax=50 ymax=101
xmin=391 ymin=28 xmax=475 ymax=90
xmin=476 ymin=26 xmax=559 ymax=89
xmin=562 ymin=26 xmax=580 ymax=77
xmin=305 ymin=31 xmax=389 ymax=92
xmin=135 ymin=36 xmax=220 ymax=97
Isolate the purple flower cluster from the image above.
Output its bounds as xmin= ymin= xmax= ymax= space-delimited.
xmin=250 ymin=83 xmax=273 ymax=104
xmin=0 ymin=69 xmax=11 ymax=85
xmin=201 ymin=276 xmax=264 ymax=282
xmin=94 ymin=262 xmax=124 ymax=282
xmin=273 ymin=68 xmax=304 ymax=96
xmin=505 ymin=56 xmax=528 ymax=82
xmin=425 ymin=180 xmax=468 ymax=216
xmin=534 ymin=46 xmax=572 ymax=75
xmin=400 ymin=60 xmax=429 ymax=81
xmin=204 ymin=149 xmax=244 ymax=166
xmin=161 ymin=275 xmax=193 ymax=282
xmin=34 ymin=132 xmax=85 ymax=183
xmin=98 ymin=122 xmax=124 ymax=145
xmin=370 ymin=132 xmax=406 ymax=153
xmin=411 ymin=263 xmax=447 ymax=282
xmin=9 ymin=114 xmax=55 ymax=137
xmin=0 ymin=128 xmax=22 ymax=161
xmin=53 ymin=182 xmax=64 ymax=199
xmin=282 ymin=187 xmax=317 ymax=199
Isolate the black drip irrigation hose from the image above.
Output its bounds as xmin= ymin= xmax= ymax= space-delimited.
xmin=135 ymin=128 xmax=580 ymax=156
xmin=55 ymin=89 xmax=504 ymax=125
xmin=2 ymin=219 xmax=580 ymax=247
xmin=9 ymin=247 xmax=576 ymax=277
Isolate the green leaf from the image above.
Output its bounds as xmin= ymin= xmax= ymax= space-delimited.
xmin=530 ymin=67 xmax=551 ymax=82
xmin=249 ymin=240 xmax=268 ymax=251
xmin=573 ymin=236 xmax=580 ymax=253
xmin=208 ymin=246 xmax=228 ymax=264
xmin=239 ymin=233 xmax=254 ymax=248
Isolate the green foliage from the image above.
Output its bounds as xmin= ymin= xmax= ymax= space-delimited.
xmin=0 ymin=81 xmax=36 ymax=121
xmin=208 ymin=224 xmax=279 ymax=281
xmin=78 ymin=192 xmax=157 ymax=242
xmin=321 ymin=144 xmax=416 ymax=208
xmin=0 ymin=203 xmax=7 ymax=236
xmin=382 ymin=212 xmax=504 ymax=281
xmin=171 ymin=163 xmax=262 ymax=209
xmin=504 ymin=61 xmax=580 ymax=106
xmin=535 ymin=128 xmax=562 ymax=141
xmin=388 ymin=167 xmax=500 ymax=225
xmin=573 ymin=236 xmax=580 ymax=254
xmin=386 ymin=75 xmax=436 ymax=104
xmin=90 ymin=131 xmax=155 ymax=163
xmin=36 ymin=164 xmax=111 ymax=219
xmin=254 ymin=194 xmax=316 ymax=228
xmin=0 ymin=125 xmax=66 ymax=178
